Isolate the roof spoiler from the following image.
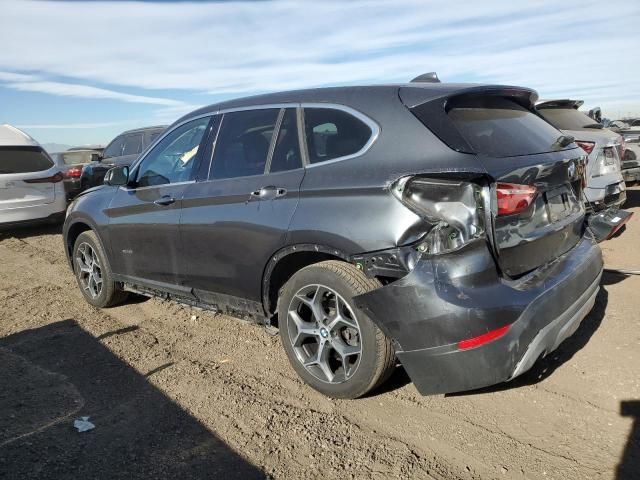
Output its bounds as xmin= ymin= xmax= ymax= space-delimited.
xmin=410 ymin=72 xmax=440 ymax=83
xmin=536 ymin=99 xmax=584 ymax=109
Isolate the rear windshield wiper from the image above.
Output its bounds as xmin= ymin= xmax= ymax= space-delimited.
xmin=551 ymin=134 xmax=575 ymax=150
xmin=583 ymin=123 xmax=604 ymax=129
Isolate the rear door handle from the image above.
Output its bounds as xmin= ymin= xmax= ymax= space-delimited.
xmin=250 ymin=186 xmax=287 ymax=200
xmin=154 ymin=195 xmax=175 ymax=206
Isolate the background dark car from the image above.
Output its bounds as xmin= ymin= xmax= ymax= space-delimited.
xmin=54 ymin=146 xmax=104 ymax=199
xmin=80 ymin=126 xmax=166 ymax=192
xmin=64 ymin=82 xmax=603 ymax=400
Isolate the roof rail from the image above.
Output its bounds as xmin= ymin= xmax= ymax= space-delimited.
xmin=410 ymin=72 xmax=440 ymax=83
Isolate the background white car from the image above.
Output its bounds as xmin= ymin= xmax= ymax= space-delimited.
xmin=0 ymin=124 xmax=67 ymax=228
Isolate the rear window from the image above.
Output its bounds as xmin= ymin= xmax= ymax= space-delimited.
xmin=0 ymin=146 xmax=53 ymax=174
xmin=59 ymin=151 xmax=94 ymax=165
xmin=538 ymin=108 xmax=599 ymax=130
xmin=447 ymin=97 xmax=565 ymax=157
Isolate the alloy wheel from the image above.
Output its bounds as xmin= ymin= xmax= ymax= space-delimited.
xmin=75 ymin=242 xmax=103 ymax=299
xmin=287 ymin=284 xmax=362 ymax=384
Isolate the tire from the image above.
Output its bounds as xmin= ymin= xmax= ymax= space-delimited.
xmin=278 ymin=260 xmax=395 ymax=399
xmin=72 ymin=230 xmax=127 ymax=308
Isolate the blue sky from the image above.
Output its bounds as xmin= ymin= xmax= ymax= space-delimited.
xmin=1 ymin=0 xmax=639 ymax=147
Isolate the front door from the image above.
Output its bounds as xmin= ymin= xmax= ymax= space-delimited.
xmin=180 ymin=107 xmax=305 ymax=303
xmin=105 ymin=116 xmax=212 ymax=286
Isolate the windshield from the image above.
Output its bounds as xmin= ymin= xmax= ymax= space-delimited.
xmin=538 ymin=108 xmax=599 ymax=130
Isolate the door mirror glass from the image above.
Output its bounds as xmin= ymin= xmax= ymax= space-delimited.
xmin=104 ymin=165 xmax=129 ymax=186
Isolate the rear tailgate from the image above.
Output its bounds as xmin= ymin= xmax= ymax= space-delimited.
xmin=402 ymin=87 xmax=587 ymax=277
xmin=0 ymin=146 xmax=59 ymax=209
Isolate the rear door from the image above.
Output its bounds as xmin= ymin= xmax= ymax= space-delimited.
xmin=0 ymin=146 xmax=61 ymax=210
xmin=180 ymin=107 xmax=305 ymax=303
xmin=408 ymin=92 xmax=586 ymax=277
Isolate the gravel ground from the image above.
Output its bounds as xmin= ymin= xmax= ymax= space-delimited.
xmin=1 ymin=188 xmax=639 ymax=480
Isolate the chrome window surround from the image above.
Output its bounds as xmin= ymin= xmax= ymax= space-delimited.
xmin=128 ymin=102 xmax=380 ymax=181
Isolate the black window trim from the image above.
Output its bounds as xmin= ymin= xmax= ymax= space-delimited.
xmin=129 ymin=103 xmax=379 ymax=184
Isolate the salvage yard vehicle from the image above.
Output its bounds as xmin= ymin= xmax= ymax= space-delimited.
xmin=1 ymin=124 xmax=67 ymax=228
xmin=64 ymin=80 xmax=604 ymax=399
xmin=537 ymin=100 xmax=626 ymax=212
xmin=54 ymin=147 xmax=103 ymax=199
xmin=79 ymin=125 xmax=166 ymax=192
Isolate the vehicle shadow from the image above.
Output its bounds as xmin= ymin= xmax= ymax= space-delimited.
xmin=0 ymin=222 xmax=63 ymax=239
xmin=447 ymin=286 xmax=608 ymax=397
xmin=0 ymin=319 xmax=263 ymax=480
xmin=618 ymin=400 xmax=640 ymax=479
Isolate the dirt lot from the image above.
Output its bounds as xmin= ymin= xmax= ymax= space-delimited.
xmin=1 ymin=190 xmax=639 ymax=480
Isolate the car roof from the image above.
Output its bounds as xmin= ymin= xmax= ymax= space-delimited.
xmin=117 ymin=125 xmax=167 ymax=136
xmin=0 ymin=124 xmax=40 ymax=147
xmin=177 ymin=83 xmax=537 ymax=124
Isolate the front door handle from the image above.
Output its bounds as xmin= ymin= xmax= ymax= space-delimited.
xmin=154 ymin=195 xmax=176 ymax=206
xmin=250 ymin=186 xmax=287 ymax=200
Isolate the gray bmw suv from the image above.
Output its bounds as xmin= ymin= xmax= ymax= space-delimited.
xmin=63 ymin=82 xmax=603 ymax=399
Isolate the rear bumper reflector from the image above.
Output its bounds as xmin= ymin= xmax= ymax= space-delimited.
xmin=457 ymin=324 xmax=511 ymax=350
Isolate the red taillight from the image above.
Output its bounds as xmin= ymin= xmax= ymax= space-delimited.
xmin=496 ymin=183 xmax=538 ymax=216
xmin=457 ymin=324 xmax=511 ymax=350
xmin=23 ymin=172 xmax=64 ymax=184
xmin=65 ymin=167 xmax=82 ymax=178
xmin=575 ymin=141 xmax=595 ymax=155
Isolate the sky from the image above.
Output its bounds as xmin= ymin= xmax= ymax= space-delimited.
xmin=0 ymin=0 xmax=639 ymax=147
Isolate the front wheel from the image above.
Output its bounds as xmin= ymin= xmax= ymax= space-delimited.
xmin=278 ymin=261 xmax=395 ymax=399
xmin=73 ymin=230 xmax=127 ymax=308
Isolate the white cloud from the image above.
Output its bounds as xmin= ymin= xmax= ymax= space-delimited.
xmin=0 ymin=0 xmax=638 ymax=116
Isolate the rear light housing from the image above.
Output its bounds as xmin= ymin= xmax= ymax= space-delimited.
xmin=592 ymin=147 xmax=621 ymax=178
xmin=495 ymin=183 xmax=538 ymax=216
xmin=65 ymin=167 xmax=82 ymax=178
xmin=392 ymin=176 xmax=486 ymax=255
xmin=575 ymin=141 xmax=595 ymax=155
xmin=24 ymin=171 xmax=64 ymax=183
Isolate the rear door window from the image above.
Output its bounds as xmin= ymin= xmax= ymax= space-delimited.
xmin=447 ymin=97 xmax=566 ymax=157
xmin=122 ymin=133 xmax=144 ymax=156
xmin=269 ymin=108 xmax=302 ymax=172
xmin=103 ymin=136 xmax=124 ymax=158
xmin=210 ymin=109 xmax=280 ymax=179
xmin=303 ymin=108 xmax=372 ymax=163
xmin=0 ymin=147 xmax=53 ymax=173
xmin=538 ymin=108 xmax=599 ymax=130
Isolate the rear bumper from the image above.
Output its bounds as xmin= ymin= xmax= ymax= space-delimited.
xmin=0 ymin=196 xmax=67 ymax=227
xmin=586 ymin=181 xmax=626 ymax=211
xmin=623 ymin=167 xmax=640 ymax=183
xmin=354 ymin=235 xmax=603 ymax=395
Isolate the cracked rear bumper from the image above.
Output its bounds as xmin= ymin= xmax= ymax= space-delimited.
xmin=354 ymin=236 xmax=603 ymax=395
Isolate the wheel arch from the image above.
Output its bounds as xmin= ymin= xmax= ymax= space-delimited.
xmin=262 ymin=244 xmax=351 ymax=319
xmin=65 ymin=219 xmax=109 ymax=272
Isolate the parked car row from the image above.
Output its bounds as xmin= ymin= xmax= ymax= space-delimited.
xmin=2 ymin=76 xmax=635 ymax=399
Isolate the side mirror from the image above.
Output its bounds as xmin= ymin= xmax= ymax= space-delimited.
xmin=104 ymin=166 xmax=129 ymax=186
xmin=91 ymin=153 xmax=101 ymax=162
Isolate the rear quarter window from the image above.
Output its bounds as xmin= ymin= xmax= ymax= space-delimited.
xmin=303 ymin=108 xmax=372 ymax=163
xmin=0 ymin=147 xmax=53 ymax=174
xmin=447 ymin=97 xmax=565 ymax=158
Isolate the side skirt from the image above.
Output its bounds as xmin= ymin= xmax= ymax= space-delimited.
xmin=112 ymin=274 xmax=270 ymax=325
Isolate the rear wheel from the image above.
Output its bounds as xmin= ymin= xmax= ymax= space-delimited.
xmin=73 ymin=230 xmax=127 ymax=308
xmin=278 ymin=260 xmax=395 ymax=399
